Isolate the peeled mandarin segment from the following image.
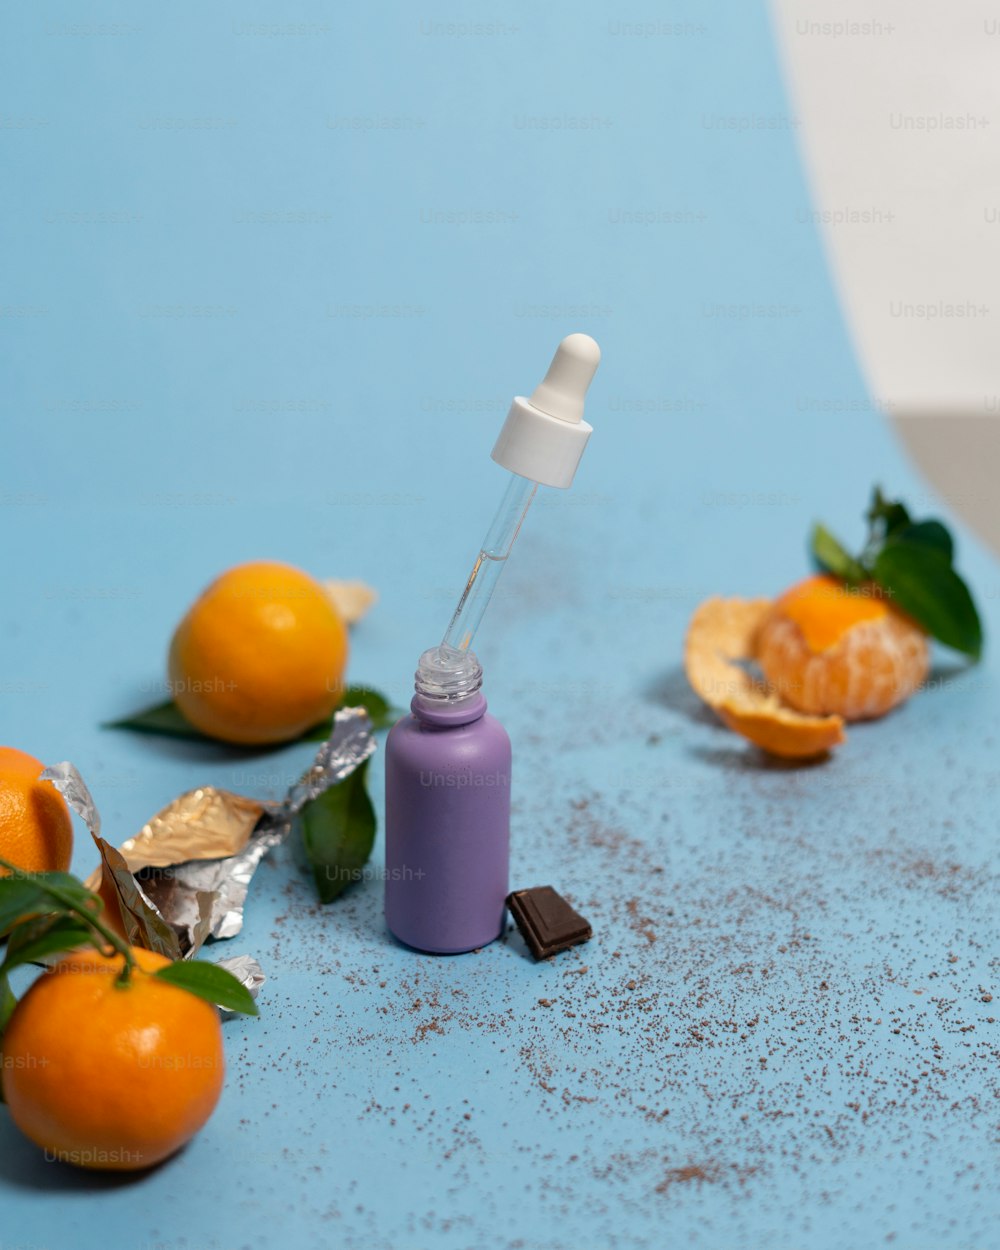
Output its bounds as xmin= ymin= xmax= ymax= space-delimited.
xmin=757 ymin=579 xmax=930 ymax=721
xmin=772 ymin=574 xmax=888 ymax=652
xmin=684 ymin=595 xmax=846 ymax=758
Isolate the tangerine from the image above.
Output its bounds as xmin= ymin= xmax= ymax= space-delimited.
xmin=168 ymin=561 xmax=348 ymax=745
xmin=1 ymin=946 xmax=225 ymax=1170
xmin=756 ymin=574 xmax=929 ymax=720
xmin=0 ymin=747 xmax=73 ymax=875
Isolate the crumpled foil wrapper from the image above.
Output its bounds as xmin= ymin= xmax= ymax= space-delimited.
xmin=43 ymin=707 xmax=375 ymax=971
xmin=121 ymin=788 xmax=267 ymax=871
xmin=214 ymin=953 xmax=268 ymax=1015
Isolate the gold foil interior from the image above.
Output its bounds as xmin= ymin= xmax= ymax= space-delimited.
xmin=118 ymin=788 xmax=267 ymax=871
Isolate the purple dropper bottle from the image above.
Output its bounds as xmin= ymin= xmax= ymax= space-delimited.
xmin=384 ymin=334 xmax=601 ymax=954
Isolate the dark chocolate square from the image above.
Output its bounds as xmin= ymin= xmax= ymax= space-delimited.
xmin=507 ymin=886 xmax=592 ymax=960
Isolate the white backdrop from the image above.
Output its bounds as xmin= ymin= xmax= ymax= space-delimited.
xmin=771 ymin=1 xmax=1000 ymax=551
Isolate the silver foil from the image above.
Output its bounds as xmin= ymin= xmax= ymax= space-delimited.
xmin=214 ymin=953 xmax=266 ymax=1017
xmin=43 ymin=763 xmax=184 ymax=956
xmin=41 ymin=707 xmax=375 ymax=962
xmin=136 ymin=707 xmax=376 ymax=951
xmin=43 ymin=761 xmax=103 ymax=838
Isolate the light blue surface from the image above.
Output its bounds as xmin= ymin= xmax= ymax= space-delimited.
xmin=1 ymin=3 xmax=998 ymax=1249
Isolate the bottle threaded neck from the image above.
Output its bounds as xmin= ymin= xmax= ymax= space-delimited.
xmin=414 ymin=644 xmax=483 ymax=703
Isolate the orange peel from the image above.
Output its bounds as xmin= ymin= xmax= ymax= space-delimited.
xmin=684 ymin=596 xmax=846 ymax=759
xmin=323 ymin=579 xmax=378 ymax=626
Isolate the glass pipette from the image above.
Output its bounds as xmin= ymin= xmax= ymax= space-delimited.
xmin=416 ymin=333 xmax=601 ymax=700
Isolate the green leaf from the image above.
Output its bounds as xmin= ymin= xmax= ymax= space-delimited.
xmin=894 ymin=519 xmax=954 ymax=562
xmin=300 ymin=759 xmax=376 ymax=903
xmin=866 ymin=487 xmax=911 ymax=540
xmin=27 ymin=870 xmax=102 ymax=908
xmin=0 ymin=970 xmax=13 ymax=1098
xmin=303 ymin=686 xmax=400 ymax=738
xmin=105 ymin=684 xmax=399 ymax=743
xmin=0 ymin=967 xmax=14 ymax=1100
xmin=0 ymin=878 xmax=49 ymax=934
xmin=0 ymin=914 xmax=95 ymax=977
xmin=873 ymin=541 xmax=984 ymax=659
xmin=0 ymin=972 xmax=16 ymax=1033
xmin=103 ymin=700 xmax=206 ymax=740
xmin=810 ymin=523 xmax=867 ymax=584
xmin=152 ymin=960 xmax=259 ymax=1016
xmin=0 ymin=866 xmax=102 ymax=931
xmin=0 ymin=965 xmax=15 ymax=1100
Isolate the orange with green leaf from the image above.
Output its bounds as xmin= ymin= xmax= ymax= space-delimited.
xmin=0 ymin=858 xmax=257 ymax=1170
xmin=685 ymin=488 xmax=984 ymax=758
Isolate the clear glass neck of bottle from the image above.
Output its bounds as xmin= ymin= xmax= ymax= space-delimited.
xmin=414 ymin=472 xmax=538 ymax=706
xmin=414 ymin=643 xmax=483 ymax=703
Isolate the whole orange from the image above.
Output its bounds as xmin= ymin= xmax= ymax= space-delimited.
xmin=756 ymin=574 xmax=929 ymax=720
xmin=168 ymin=560 xmax=348 ymax=745
xmin=0 ymin=747 xmax=73 ymax=875
xmin=1 ymin=947 xmax=225 ymax=1171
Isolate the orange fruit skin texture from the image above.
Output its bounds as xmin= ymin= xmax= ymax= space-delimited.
xmin=0 ymin=747 xmax=73 ymax=874
xmin=1 ymin=947 xmax=224 ymax=1171
xmin=756 ymin=575 xmax=930 ymax=721
xmin=716 ymin=704 xmax=844 ymax=759
xmin=168 ymin=560 xmax=348 ymax=745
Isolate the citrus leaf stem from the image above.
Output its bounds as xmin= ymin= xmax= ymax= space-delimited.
xmin=0 ymin=857 xmax=136 ymax=984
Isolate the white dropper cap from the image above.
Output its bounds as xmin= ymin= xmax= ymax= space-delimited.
xmin=491 ymin=333 xmax=600 ymax=489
